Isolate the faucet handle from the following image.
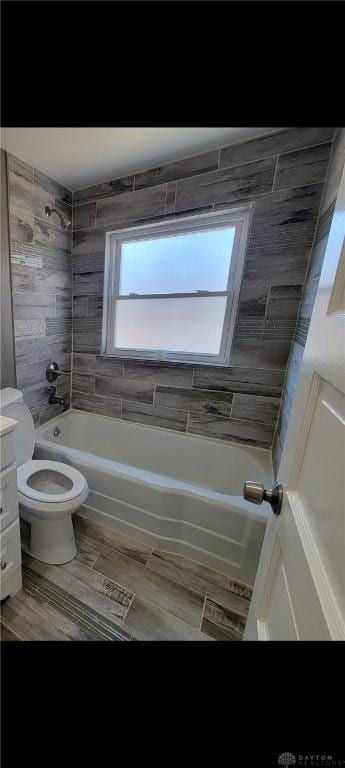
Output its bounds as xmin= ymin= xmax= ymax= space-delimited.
xmin=46 ymin=361 xmax=60 ymax=382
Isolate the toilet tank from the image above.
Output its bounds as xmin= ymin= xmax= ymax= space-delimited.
xmin=0 ymin=388 xmax=24 ymax=412
xmin=0 ymin=388 xmax=35 ymax=466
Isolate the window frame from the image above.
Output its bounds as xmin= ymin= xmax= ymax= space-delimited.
xmin=102 ymin=206 xmax=251 ymax=365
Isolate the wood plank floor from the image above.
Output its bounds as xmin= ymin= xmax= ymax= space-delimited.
xmin=0 ymin=513 xmax=252 ymax=641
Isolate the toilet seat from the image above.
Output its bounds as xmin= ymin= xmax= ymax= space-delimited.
xmin=17 ymin=460 xmax=87 ymax=504
xmin=1 ymin=390 xmax=89 ymax=563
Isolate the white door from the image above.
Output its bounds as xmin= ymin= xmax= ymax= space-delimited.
xmin=244 ymin=162 xmax=345 ymax=641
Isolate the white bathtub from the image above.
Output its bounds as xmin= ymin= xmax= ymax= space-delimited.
xmin=34 ymin=409 xmax=273 ymax=585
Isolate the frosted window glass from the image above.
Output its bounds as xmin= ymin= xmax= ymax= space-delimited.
xmin=120 ymin=227 xmax=235 ymax=295
xmin=115 ymin=297 xmax=227 ymax=354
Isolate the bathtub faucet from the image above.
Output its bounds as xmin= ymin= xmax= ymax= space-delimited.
xmin=48 ymin=387 xmax=65 ymax=407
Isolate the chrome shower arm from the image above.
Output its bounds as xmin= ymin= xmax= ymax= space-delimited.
xmin=45 ymin=205 xmax=71 ymax=229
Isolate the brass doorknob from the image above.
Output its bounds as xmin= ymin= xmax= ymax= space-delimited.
xmin=243 ymin=480 xmax=283 ymax=516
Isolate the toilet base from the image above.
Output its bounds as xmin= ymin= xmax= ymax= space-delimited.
xmin=20 ymin=508 xmax=77 ymax=565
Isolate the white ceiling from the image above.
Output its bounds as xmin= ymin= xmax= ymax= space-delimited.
xmin=0 ymin=127 xmax=284 ymax=191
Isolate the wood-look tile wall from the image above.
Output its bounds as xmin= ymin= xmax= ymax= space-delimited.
xmin=71 ymin=128 xmax=336 ymax=448
xmin=7 ymin=154 xmax=72 ymax=425
xmin=272 ymin=128 xmax=345 ymax=472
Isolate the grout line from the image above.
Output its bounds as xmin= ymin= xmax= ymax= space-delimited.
xmin=122 ymin=590 xmax=136 ymax=623
xmin=173 ymin=181 xmax=177 ymax=212
xmin=144 ymin=548 xmax=154 ymax=568
xmin=186 ymin=411 xmax=190 ymax=433
xmin=264 ymin=285 xmax=272 ymax=318
xmin=72 ymin=224 xmax=98 ymax=233
xmin=199 ymin=595 xmax=207 ymax=631
xmin=271 ymin=155 xmax=279 ymax=191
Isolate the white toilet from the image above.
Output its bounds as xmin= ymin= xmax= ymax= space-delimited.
xmin=0 ymin=388 xmax=88 ymax=564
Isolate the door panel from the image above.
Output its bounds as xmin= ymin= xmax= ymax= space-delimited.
xmin=245 ymin=151 xmax=345 ymax=641
xmin=258 ymin=539 xmax=299 ymax=641
xmin=297 ymin=378 xmax=345 ymax=619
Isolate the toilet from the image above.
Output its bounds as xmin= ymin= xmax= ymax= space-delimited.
xmin=0 ymin=388 xmax=88 ymax=565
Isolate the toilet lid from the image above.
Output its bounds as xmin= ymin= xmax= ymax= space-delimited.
xmin=3 ymin=402 xmax=35 ymax=467
xmin=17 ymin=460 xmax=87 ymax=503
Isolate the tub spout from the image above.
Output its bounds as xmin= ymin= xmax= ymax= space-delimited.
xmin=48 ymin=387 xmax=65 ymax=407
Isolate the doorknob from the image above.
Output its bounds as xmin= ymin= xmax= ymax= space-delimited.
xmin=243 ymin=480 xmax=283 ymax=515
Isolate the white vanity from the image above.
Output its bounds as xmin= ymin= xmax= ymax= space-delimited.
xmin=0 ymin=414 xmax=22 ymax=600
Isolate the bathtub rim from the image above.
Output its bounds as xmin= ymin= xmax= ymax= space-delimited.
xmin=36 ymin=406 xmax=274 ymax=458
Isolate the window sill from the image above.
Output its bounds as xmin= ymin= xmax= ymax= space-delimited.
xmin=96 ymin=354 xmax=232 ymax=369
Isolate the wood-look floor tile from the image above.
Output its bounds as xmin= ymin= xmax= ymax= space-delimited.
xmin=123 ymin=596 xmax=213 ymax=641
xmin=92 ymin=550 xmax=204 ymax=628
xmin=0 ymin=621 xmax=22 ymax=641
xmin=5 ymin=517 xmax=255 ymax=641
xmin=75 ymin=531 xmax=101 ymax=568
xmin=149 ymin=549 xmax=252 ymax=600
xmin=146 ymin=551 xmax=251 ymax=616
xmin=201 ymin=599 xmax=246 ymax=641
xmin=22 ymin=567 xmax=130 ymax=640
xmin=201 ymin=618 xmax=242 ymax=642
xmin=1 ymin=589 xmax=83 ymax=641
xmin=23 ymin=553 xmax=133 ymax=626
xmin=73 ymin=513 xmax=152 ymax=564
xmin=23 ymin=586 xmax=104 ymax=641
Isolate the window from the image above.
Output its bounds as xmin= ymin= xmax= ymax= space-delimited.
xmin=102 ymin=208 xmax=250 ymax=364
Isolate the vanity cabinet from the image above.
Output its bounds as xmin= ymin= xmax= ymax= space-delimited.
xmin=0 ymin=415 xmax=22 ymax=600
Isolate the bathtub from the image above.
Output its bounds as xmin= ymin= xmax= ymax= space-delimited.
xmin=34 ymin=409 xmax=273 ymax=585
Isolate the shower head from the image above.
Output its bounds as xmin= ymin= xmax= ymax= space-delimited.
xmin=45 ymin=205 xmax=71 ymax=230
